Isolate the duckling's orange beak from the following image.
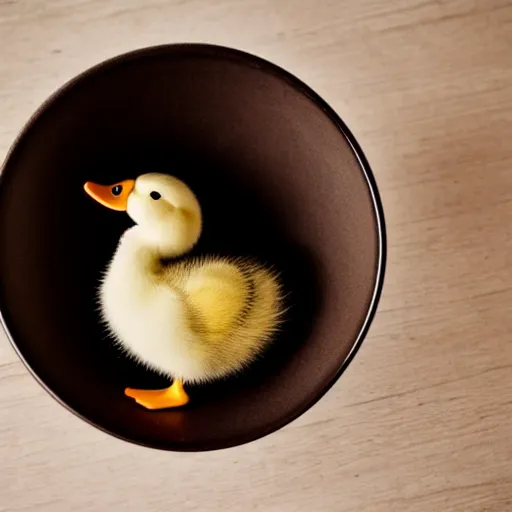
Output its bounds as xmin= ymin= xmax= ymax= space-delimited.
xmin=83 ymin=180 xmax=135 ymax=211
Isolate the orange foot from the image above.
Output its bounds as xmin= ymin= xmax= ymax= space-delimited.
xmin=125 ymin=379 xmax=189 ymax=410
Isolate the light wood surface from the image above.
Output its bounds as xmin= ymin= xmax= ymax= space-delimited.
xmin=1 ymin=1 xmax=512 ymax=511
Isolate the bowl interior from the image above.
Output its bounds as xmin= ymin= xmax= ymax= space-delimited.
xmin=0 ymin=45 xmax=383 ymax=450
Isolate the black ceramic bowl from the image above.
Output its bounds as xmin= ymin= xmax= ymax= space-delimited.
xmin=0 ymin=44 xmax=385 ymax=451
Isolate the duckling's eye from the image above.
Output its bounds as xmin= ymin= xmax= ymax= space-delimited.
xmin=150 ymin=191 xmax=161 ymax=200
xmin=111 ymin=185 xmax=122 ymax=196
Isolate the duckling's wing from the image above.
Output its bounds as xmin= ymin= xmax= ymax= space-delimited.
xmin=183 ymin=259 xmax=251 ymax=338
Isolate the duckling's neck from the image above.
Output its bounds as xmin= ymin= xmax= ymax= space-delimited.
xmin=114 ymin=226 xmax=182 ymax=278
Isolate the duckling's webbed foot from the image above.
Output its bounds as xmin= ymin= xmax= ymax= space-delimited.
xmin=125 ymin=379 xmax=189 ymax=409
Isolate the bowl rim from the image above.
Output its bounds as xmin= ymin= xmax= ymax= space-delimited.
xmin=0 ymin=43 xmax=387 ymax=452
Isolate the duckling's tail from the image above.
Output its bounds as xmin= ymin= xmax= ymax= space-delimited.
xmin=238 ymin=264 xmax=284 ymax=346
xmin=212 ymin=262 xmax=284 ymax=375
xmin=184 ymin=258 xmax=284 ymax=381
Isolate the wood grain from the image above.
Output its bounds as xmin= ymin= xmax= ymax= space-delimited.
xmin=1 ymin=1 xmax=512 ymax=510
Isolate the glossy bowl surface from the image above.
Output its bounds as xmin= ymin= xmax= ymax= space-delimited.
xmin=0 ymin=44 xmax=386 ymax=451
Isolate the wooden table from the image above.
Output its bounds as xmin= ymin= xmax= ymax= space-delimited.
xmin=1 ymin=1 xmax=511 ymax=510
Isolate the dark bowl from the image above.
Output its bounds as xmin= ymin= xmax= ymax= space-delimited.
xmin=0 ymin=44 xmax=385 ymax=451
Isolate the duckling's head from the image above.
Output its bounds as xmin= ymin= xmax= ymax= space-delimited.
xmin=84 ymin=173 xmax=202 ymax=256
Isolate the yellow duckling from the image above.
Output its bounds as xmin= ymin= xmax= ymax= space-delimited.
xmin=84 ymin=173 xmax=283 ymax=409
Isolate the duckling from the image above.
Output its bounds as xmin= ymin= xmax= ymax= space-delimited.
xmin=84 ymin=173 xmax=283 ymax=409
